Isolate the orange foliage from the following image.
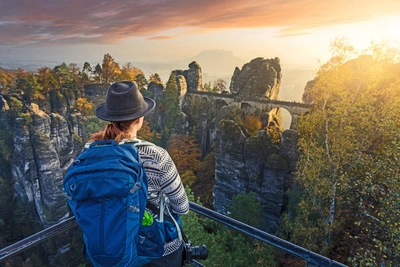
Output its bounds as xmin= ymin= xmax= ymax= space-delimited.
xmin=167 ymin=135 xmax=201 ymax=187
xmin=242 ymin=115 xmax=262 ymax=135
xmin=192 ymin=151 xmax=215 ymax=208
xmin=74 ymin=97 xmax=93 ymax=116
xmin=137 ymin=120 xmax=155 ymax=141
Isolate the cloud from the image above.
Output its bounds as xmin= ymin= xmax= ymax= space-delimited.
xmin=1 ymin=0 xmax=399 ymax=46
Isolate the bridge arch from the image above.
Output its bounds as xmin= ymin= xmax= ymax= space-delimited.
xmin=184 ymin=92 xmax=312 ymax=129
xmin=213 ymin=99 xmax=229 ymax=110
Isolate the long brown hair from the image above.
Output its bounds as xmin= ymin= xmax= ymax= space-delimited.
xmin=90 ymin=120 xmax=135 ymax=143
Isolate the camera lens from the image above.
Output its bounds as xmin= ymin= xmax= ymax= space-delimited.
xmin=191 ymin=245 xmax=208 ymax=260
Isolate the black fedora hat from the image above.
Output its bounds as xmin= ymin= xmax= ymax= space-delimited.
xmin=95 ymin=81 xmax=155 ymax=122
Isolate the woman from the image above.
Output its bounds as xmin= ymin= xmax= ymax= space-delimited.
xmin=90 ymin=81 xmax=189 ymax=267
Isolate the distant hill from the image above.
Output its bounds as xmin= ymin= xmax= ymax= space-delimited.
xmin=181 ymin=50 xmax=246 ymax=77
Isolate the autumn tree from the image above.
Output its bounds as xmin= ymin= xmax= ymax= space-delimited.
xmin=192 ymin=148 xmax=215 ymax=208
xmin=203 ymin=82 xmax=212 ymax=92
xmin=137 ymin=120 xmax=156 ymax=141
xmin=74 ymin=97 xmax=93 ymax=117
xmin=283 ymin=39 xmax=400 ymax=265
xmin=37 ymin=67 xmax=57 ymax=93
xmin=15 ymin=69 xmax=43 ymax=100
xmin=118 ymin=63 xmax=143 ymax=82
xmin=93 ymin=63 xmax=102 ymax=83
xmin=53 ymin=63 xmax=72 ymax=89
xmin=241 ymin=115 xmax=262 ymax=136
xmin=0 ymin=68 xmax=15 ymax=93
xmin=102 ymin=53 xmax=121 ymax=84
xmin=148 ymin=73 xmax=163 ymax=85
xmin=212 ymin=79 xmax=226 ymax=93
xmin=167 ymin=135 xmax=200 ymax=186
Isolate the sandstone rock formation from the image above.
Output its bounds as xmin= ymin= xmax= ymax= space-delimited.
xmin=302 ymin=79 xmax=316 ymax=104
xmin=213 ymin=116 xmax=298 ymax=233
xmin=11 ymin=104 xmax=75 ymax=225
xmin=184 ymin=61 xmax=203 ymax=92
xmin=179 ymin=58 xmax=297 ymax=233
xmin=229 ymin=57 xmax=282 ymax=101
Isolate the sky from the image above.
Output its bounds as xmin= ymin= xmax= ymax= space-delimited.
xmin=0 ymin=0 xmax=400 ymax=70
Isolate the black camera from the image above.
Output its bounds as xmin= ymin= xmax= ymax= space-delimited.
xmin=183 ymin=241 xmax=208 ymax=263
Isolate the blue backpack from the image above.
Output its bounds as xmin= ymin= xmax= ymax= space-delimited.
xmin=63 ymin=140 xmax=177 ymax=267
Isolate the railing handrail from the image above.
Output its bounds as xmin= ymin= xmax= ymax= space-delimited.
xmin=189 ymin=202 xmax=346 ymax=267
xmin=0 ymin=202 xmax=346 ymax=266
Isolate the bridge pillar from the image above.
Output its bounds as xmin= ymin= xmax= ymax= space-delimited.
xmin=290 ymin=114 xmax=299 ymax=130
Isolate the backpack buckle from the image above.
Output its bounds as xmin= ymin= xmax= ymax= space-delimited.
xmin=129 ymin=205 xmax=140 ymax=213
xmin=129 ymin=182 xmax=141 ymax=194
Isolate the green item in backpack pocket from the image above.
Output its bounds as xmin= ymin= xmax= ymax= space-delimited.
xmin=142 ymin=211 xmax=154 ymax=226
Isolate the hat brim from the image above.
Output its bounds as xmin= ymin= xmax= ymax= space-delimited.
xmin=95 ymin=97 xmax=156 ymax=122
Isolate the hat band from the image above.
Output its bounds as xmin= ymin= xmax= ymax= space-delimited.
xmin=106 ymin=102 xmax=145 ymax=116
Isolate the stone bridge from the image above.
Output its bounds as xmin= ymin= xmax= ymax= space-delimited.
xmin=185 ymin=91 xmax=312 ymax=129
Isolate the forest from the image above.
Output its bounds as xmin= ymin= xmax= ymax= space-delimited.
xmin=0 ymin=39 xmax=399 ymax=266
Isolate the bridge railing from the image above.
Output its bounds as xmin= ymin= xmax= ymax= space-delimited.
xmin=0 ymin=202 xmax=346 ymax=267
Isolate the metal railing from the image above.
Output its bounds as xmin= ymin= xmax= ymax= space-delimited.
xmin=0 ymin=202 xmax=347 ymax=267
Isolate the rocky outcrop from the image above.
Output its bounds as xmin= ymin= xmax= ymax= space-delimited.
xmin=1 ymin=95 xmax=9 ymax=111
xmin=213 ymin=119 xmax=298 ymax=233
xmin=146 ymin=82 xmax=165 ymax=132
xmin=229 ymin=57 xmax=282 ymax=101
xmin=10 ymin=102 xmax=82 ymax=225
xmin=171 ymin=72 xmax=188 ymax=110
xmin=183 ymin=61 xmax=202 ymax=92
xmin=302 ymin=79 xmax=316 ymax=104
xmin=12 ymin=105 xmax=67 ymax=224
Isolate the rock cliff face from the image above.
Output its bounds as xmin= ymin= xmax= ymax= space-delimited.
xmin=8 ymin=97 xmax=83 ymax=225
xmin=302 ymin=79 xmax=316 ymax=104
xmin=183 ymin=61 xmax=203 ymax=92
xmin=229 ymin=57 xmax=282 ymax=100
xmin=147 ymin=62 xmax=202 ymax=134
xmin=212 ymin=111 xmax=298 ymax=233
xmin=179 ymin=58 xmax=296 ymax=233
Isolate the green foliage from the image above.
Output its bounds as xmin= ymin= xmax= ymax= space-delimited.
xmin=283 ymin=39 xmax=400 ymax=265
xmin=163 ymin=74 xmax=180 ymax=129
xmin=18 ymin=112 xmax=32 ymax=125
xmin=93 ymin=63 xmax=102 ymax=83
xmin=135 ymin=73 xmax=148 ymax=90
xmin=0 ymin=117 xmax=14 ymax=162
xmin=86 ymin=117 xmax=108 ymax=136
xmin=229 ymin=192 xmax=264 ymax=228
xmin=37 ymin=67 xmax=58 ymax=93
xmin=13 ymin=200 xmax=28 ymax=224
xmin=203 ymin=82 xmax=212 ymax=92
xmin=182 ymin=187 xmax=275 ymax=267
xmin=16 ymin=71 xmax=43 ymax=99
xmin=53 ymin=63 xmax=72 ymax=89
